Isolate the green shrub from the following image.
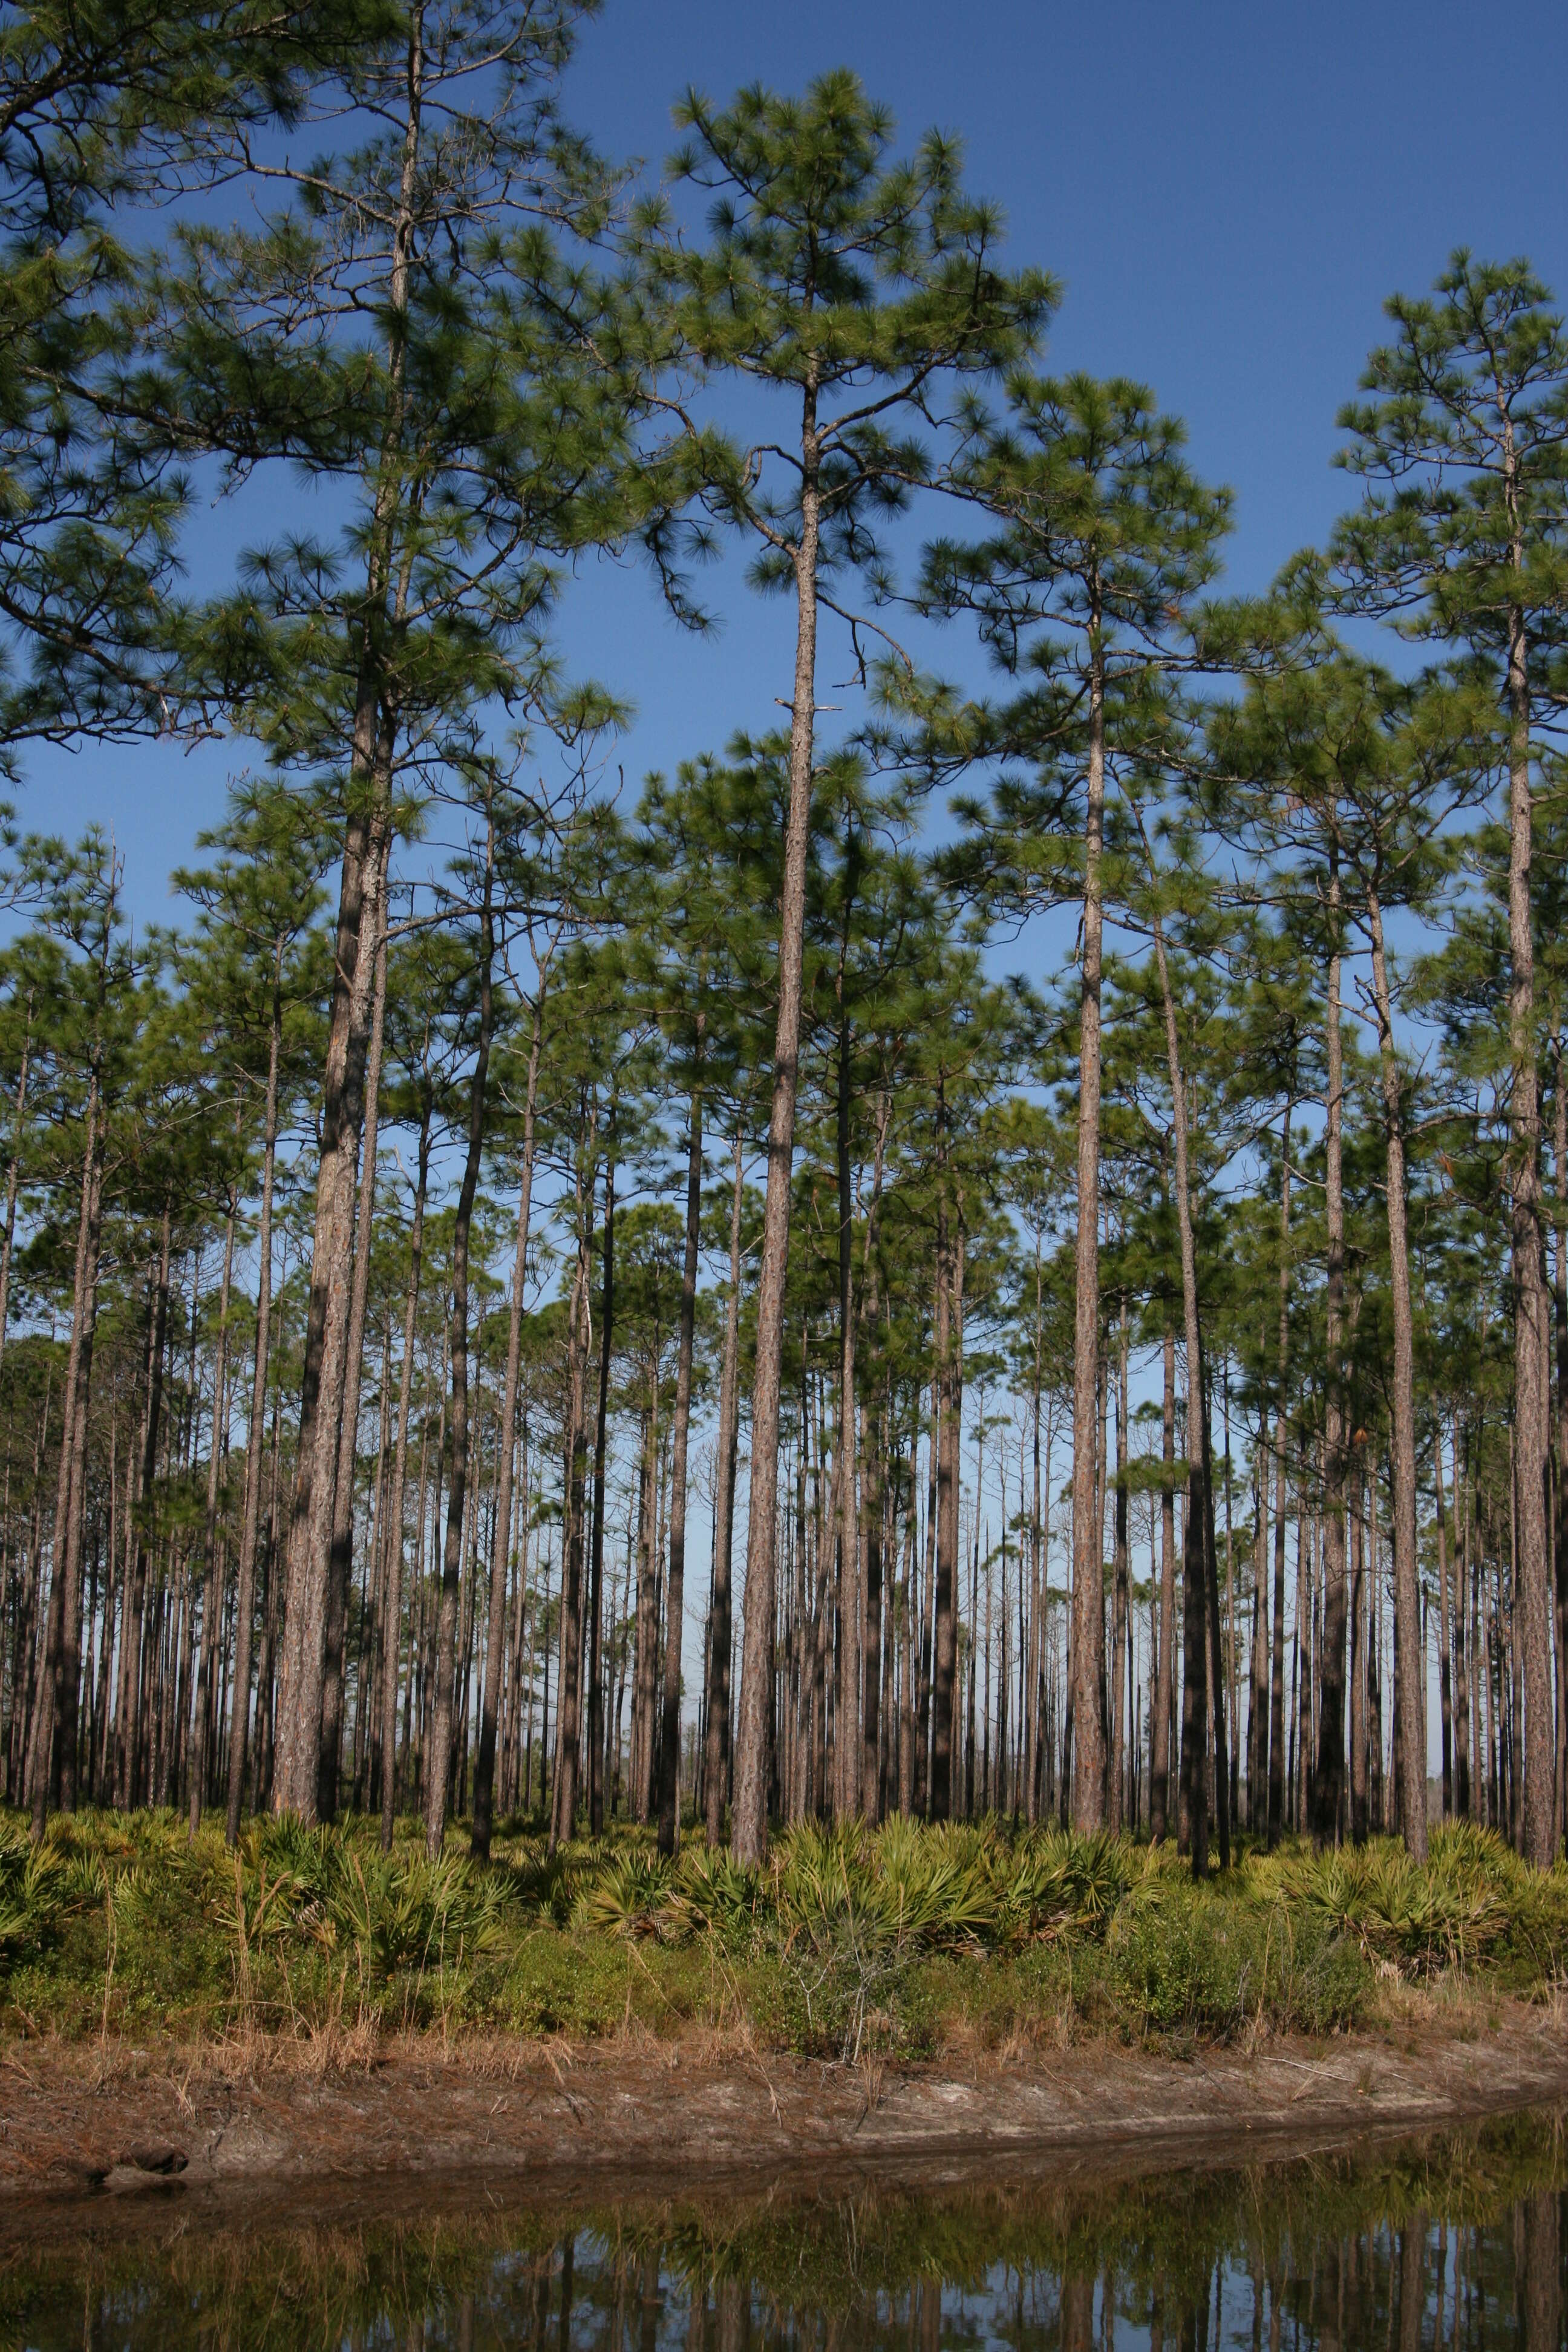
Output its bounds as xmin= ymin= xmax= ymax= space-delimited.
xmin=0 ymin=1807 xmax=1541 ymax=2053
xmin=1106 ymin=1879 xmax=1370 ymax=2039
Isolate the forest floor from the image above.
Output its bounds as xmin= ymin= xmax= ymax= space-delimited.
xmin=1 ymin=1987 xmax=1566 ymax=2233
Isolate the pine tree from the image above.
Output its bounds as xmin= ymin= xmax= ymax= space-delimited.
xmin=635 ymin=71 xmax=1048 ymax=1859
xmin=921 ymin=373 xmax=1229 ymax=1831
xmin=1331 ymin=255 xmax=1568 ymax=1867
xmin=146 ymin=0 xmax=675 ymax=1821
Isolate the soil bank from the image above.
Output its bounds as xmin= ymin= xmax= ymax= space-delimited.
xmin=1 ymin=1999 xmax=1565 ymax=2238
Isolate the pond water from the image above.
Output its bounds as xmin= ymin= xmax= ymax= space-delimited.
xmin=1 ymin=2109 xmax=1563 ymax=2350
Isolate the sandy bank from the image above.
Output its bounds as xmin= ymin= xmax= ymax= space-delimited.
xmin=1 ymin=2000 xmax=1564 ymax=2232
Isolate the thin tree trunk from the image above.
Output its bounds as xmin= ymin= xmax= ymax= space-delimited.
xmin=380 ymin=1102 xmax=430 ymax=1851
xmin=1503 ymin=555 xmax=1554 ymax=1866
xmin=1266 ymin=1112 xmax=1292 ymax=1847
xmin=471 ymin=987 xmax=544 ymax=1858
xmin=731 ymin=376 xmax=821 ymax=1866
xmin=0 ymin=1008 xmax=30 ymax=1379
xmin=1315 ymin=849 xmax=1350 ymax=1847
xmin=832 ymin=965 xmax=859 ymax=1823
xmin=1553 ymin=1033 xmax=1568 ymax=1850
xmin=319 ymin=875 xmax=389 ymax=1820
xmin=1069 ymin=630 xmax=1109 ymax=1830
xmin=586 ymin=1141 xmax=615 ymax=1837
xmin=1366 ymin=880 xmax=1428 ymax=1860
xmin=424 ymin=833 xmax=494 ymax=1857
xmin=1110 ymin=1304 xmax=1129 ymax=1824
xmin=1151 ymin=1319 xmax=1178 ymax=1840
xmin=1142 ymin=860 xmax=1210 ymax=1873
xmin=549 ymin=1166 xmax=591 ymax=1851
xmin=29 ymin=1060 xmax=104 ymax=1831
xmin=855 ymin=1102 xmax=891 ymax=1824
xmin=1435 ymin=1434 xmax=1454 ymax=1820
xmin=658 ymin=1054 xmax=702 ymax=1855
xmin=116 ymin=1208 xmax=169 ymax=1811
xmin=703 ymin=1129 xmax=744 ymax=1846
xmin=189 ymin=1194 xmax=237 ymax=1835
xmin=226 ymin=986 xmax=283 ymax=1844
xmin=930 ymin=1128 xmax=964 ymax=1820
xmin=1452 ymin=1410 xmax=1472 ymax=1819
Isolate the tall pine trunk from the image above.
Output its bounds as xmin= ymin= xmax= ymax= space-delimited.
xmin=1145 ymin=881 xmax=1209 ymax=1873
xmin=930 ymin=1106 xmax=964 ymax=1820
xmin=1554 ymin=1043 xmax=1568 ymax=1846
xmin=379 ymin=1100 xmax=430 ymax=1850
xmin=0 ymin=1010 xmax=30 ymax=1377
xmin=703 ymin=1130 xmax=745 ymax=1844
xmin=188 ymin=1196 xmax=237 ymax=1835
xmin=30 ymin=1057 xmax=103 ymax=1831
xmin=732 ymin=376 xmax=821 ymax=1864
xmin=658 ymin=1051 xmax=703 ymax=1855
xmin=471 ymin=988 xmax=544 ymax=1858
xmin=1150 ymin=1321 xmax=1177 ymax=1840
xmin=1068 ymin=630 xmax=1108 ymax=1829
xmin=1366 ymin=881 xmax=1428 ymax=1859
xmin=272 ymin=794 xmax=390 ymax=1815
xmin=424 ymin=839 xmax=494 ymax=1857
xmin=319 ymin=884 xmax=389 ymax=1819
xmin=1314 ymin=849 xmax=1350 ymax=1847
xmin=270 ymin=7 xmax=422 ymax=1815
xmin=549 ymin=1162 xmax=591 ymax=1851
xmin=585 ymin=1146 xmax=615 ymax=1835
xmin=226 ymin=979 xmax=282 ymax=1844
xmin=1503 ymin=535 xmax=1554 ymax=1866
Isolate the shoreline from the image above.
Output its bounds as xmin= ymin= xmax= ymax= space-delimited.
xmin=1 ymin=1999 xmax=1566 ymax=2233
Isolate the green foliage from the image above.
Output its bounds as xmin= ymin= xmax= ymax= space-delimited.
xmin=1105 ymin=1874 xmax=1370 ymax=2037
xmin=1263 ymin=1821 xmax=1568 ymax=1982
xmin=0 ymin=1810 xmax=1560 ymax=2057
xmin=0 ymin=1817 xmax=103 ymax=1965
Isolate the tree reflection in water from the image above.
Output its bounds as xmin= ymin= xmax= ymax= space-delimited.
xmin=0 ymin=2109 xmax=1563 ymax=2348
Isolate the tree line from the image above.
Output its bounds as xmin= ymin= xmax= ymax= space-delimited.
xmin=0 ymin=0 xmax=1564 ymax=1873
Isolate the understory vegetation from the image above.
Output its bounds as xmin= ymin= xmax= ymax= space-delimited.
xmin=2 ymin=1812 xmax=1563 ymax=2063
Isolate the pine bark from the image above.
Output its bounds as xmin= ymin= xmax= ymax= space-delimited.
xmin=702 ymin=1130 xmax=744 ymax=1844
xmin=658 ymin=1057 xmax=702 ymax=1855
xmin=1068 ymin=633 xmax=1108 ymax=1829
xmin=226 ymin=981 xmax=281 ymax=1845
xmin=470 ymin=990 xmax=544 ymax=1858
xmin=1366 ymin=881 xmax=1429 ymax=1858
xmin=1314 ymin=851 xmax=1350 ymax=1846
xmin=930 ymin=1119 xmax=964 ymax=1820
xmin=585 ymin=1145 xmax=615 ymax=1835
xmin=188 ymin=1195 xmax=236 ymax=1835
xmin=271 ymin=794 xmax=390 ymax=1817
xmin=0 ymin=1012 xmax=30 ymax=1377
xmin=731 ymin=376 xmax=820 ymax=1864
xmin=30 ymin=1059 xmax=104 ymax=1831
xmin=319 ymin=883 xmax=388 ymax=1820
xmin=1502 ymin=486 xmax=1555 ymax=1864
xmin=423 ymin=837 xmax=494 ymax=1858
xmin=1146 ymin=884 xmax=1209 ymax=1872
xmin=549 ymin=1178 xmax=591 ymax=1850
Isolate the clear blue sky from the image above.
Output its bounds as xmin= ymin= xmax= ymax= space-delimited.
xmin=21 ymin=0 xmax=1568 ymax=926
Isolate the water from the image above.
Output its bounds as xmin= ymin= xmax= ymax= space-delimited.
xmin=0 ymin=2109 xmax=1563 ymax=2349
